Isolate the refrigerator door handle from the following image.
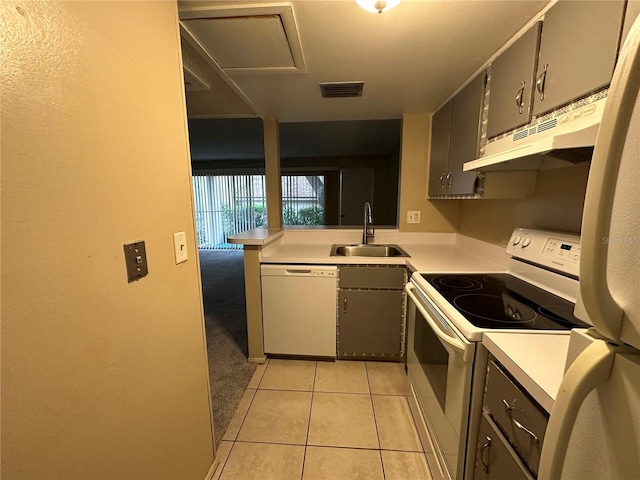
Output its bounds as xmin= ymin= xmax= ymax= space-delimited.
xmin=538 ymin=339 xmax=615 ymax=480
xmin=578 ymin=17 xmax=640 ymax=339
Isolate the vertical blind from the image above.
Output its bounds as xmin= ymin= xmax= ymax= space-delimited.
xmin=193 ymin=173 xmax=325 ymax=250
xmin=282 ymin=175 xmax=325 ymax=225
xmin=192 ymin=174 xmax=266 ymax=250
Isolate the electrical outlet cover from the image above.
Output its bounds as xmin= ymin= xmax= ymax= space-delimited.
xmin=407 ymin=211 xmax=421 ymax=224
xmin=124 ymin=240 xmax=148 ymax=282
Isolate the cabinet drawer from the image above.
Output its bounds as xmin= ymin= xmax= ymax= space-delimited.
xmin=474 ymin=412 xmax=534 ymax=480
xmin=485 ymin=359 xmax=548 ymax=476
xmin=338 ymin=266 xmax=405 ymax=289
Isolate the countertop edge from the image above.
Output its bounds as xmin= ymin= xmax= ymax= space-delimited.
xmin=227 ymin=228 xmax=284 ymax=246
xmin=482 ymin=332 xmax=570 ymax=413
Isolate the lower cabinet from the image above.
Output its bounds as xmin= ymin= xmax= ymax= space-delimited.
xmin=337 ymin=289 xmax=404 ymax=357
xmin=474 ymin=357 xmax=549 ymax=479
xmin=475 ymin=412 xmax=533 ymax=480
xmin=337 ymin=265 xmax=406 ymax=360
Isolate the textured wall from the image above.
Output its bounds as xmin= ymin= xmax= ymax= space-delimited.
xmin=457 ymin=163 xmax=590 ymax=246
xmin=1 ymin=1 xmax=215 ymax=478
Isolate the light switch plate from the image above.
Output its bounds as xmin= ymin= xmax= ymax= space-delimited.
xmin=407 ymin=211 xmax=421 ymax=224
xmin=173 ymin=231 xmax=188 ymax=264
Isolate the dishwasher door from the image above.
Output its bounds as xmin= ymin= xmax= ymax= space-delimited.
xmin=261 ymin=265 xmax=337 ymax=357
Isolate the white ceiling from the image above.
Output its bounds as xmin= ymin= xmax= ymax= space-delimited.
xmin=178 ymin=0 xmax=551 ymax=122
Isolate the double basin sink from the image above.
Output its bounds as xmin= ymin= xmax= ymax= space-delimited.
xmin=330 ymin=244 xmax=410 ymax=258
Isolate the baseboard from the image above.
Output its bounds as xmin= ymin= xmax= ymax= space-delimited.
xmin=204 ymin=458 xmax=219 ymax=480
xmin=248 ymin=356 xmax=267 ymax=364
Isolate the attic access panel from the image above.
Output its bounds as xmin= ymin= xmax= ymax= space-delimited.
xmin=180 ymin=4 xmax=306 ymax=75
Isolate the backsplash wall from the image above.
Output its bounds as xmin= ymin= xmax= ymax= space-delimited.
xmin=457 ymin=163 xmax=590 ymax=246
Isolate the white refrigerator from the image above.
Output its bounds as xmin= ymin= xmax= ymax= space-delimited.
xmin=538 ymin=15 xmax=640 ymax=480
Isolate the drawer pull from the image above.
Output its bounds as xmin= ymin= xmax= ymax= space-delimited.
xmin=480 ymin=435 xmax=492 ymax=473
xmin=512 ymin=417 xmax=540 ymax=443
xmin=503 ymin=398 xmax=539 ymax=443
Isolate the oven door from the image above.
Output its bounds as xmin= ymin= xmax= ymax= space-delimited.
xmin=406 ymin=283 xmax=476 ymax=480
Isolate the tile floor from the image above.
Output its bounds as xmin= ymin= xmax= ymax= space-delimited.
xmin=212 ymin=359 xmax=434 ymax=480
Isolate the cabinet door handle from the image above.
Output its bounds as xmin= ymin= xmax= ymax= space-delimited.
xmin=536 ymin=64 xmax=548 ymax=101
xmin=343 ymin=296 xmax=347 ymax=314
xmin=480 ymin=435 xmax=492 ymax=473
xmin=439 ymin=173 xmax=446 ymax=190
xmin=446 ymin=172 xmax=452 ymax=189
xmin=515 ymin=81 xmax=526 ymax=114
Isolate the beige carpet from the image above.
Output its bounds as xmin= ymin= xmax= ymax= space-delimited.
xmin=199 ymin=249 xmax=257 ymax=446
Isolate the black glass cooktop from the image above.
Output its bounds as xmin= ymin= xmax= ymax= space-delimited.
xmin=420 ymin=273 xmax=589 ymax=330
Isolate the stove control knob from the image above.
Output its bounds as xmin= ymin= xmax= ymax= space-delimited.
xmin=512 ymin=235 xmax=522 ymax=246
xmin=522 ymin=237 xmax=531 ymax=248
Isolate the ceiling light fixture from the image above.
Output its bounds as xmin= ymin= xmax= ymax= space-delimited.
xmin=355 ymin=0 xmax=401 ymax=14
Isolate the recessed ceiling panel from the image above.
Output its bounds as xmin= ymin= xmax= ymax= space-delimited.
xmin=179 ymin=3 xmax=307 ymax=76
xmin=184 ymin=16 xmax=294 ymax=69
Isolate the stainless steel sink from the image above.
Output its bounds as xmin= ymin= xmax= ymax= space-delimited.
xmin=330 ymin=244 xmax=410 ymax=257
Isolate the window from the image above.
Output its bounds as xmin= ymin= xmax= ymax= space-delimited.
xmin=282 ymin=174 xmax=325 ymax=225
xmin=192 ymin=174 xmax=266 ymax=249
xmin=192 ymin=173 xmax=326 ymax=249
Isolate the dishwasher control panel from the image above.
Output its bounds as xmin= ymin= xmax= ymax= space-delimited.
xmin=311 ymin=269 xmax=336 ymax=276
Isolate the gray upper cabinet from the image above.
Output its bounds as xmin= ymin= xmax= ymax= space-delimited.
xmin=448 ymin=73 xmax=485 ymax=195
xmin=429 ymin=73 xmax=484 ymax=196
xmin=428 ymin=100 xmax=452 ymax=196
xmin=532 ymin=0 xmax=626 ymax=117
xmin=487 ymin=22 xmax=542 ymax=138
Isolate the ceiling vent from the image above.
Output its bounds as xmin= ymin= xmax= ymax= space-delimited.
xmin=319 ymin=82 xmax=364 ymax=98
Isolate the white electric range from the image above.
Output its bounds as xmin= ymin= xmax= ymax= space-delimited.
xmin=405 ymin=228 xmax=588 ymax=480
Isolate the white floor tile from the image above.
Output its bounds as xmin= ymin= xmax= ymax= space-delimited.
xmin=258 ymin=359 xmax=316 ymax=391
xmin=307 ymin=392 xmax=379 ymax=449
xmin=237 ymin=389 xmax=312 ymax=445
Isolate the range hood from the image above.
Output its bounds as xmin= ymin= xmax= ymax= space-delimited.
xmin=464 ymin=97 xmax=606 ymax=171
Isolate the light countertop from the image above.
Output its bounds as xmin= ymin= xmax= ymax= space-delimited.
xmin=227 ymin=228 xmax=284 ymax=246
xmin=483 ymin=332 xmax=570 ymax=413
xmin=257 ymin=229 xmax=509 ymax=272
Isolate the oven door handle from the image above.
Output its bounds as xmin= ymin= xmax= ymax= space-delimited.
xmin=406 ymin=284 xmax=472 ymax=361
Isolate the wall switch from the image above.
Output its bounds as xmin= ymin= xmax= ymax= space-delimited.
xmin=124 ymin=240 xmax=148 ymax=283
xmin=407 ymin=211 xmax=421 ymax=224
xmin=173 ymin=231 xmax=188 ymax=264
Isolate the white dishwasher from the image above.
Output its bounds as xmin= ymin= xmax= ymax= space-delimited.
xmin=261 ymin=264 xmax=337 ymax=357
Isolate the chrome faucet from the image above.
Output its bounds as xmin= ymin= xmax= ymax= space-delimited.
xmin=362 ymin=201 xmax=374 ymax=244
